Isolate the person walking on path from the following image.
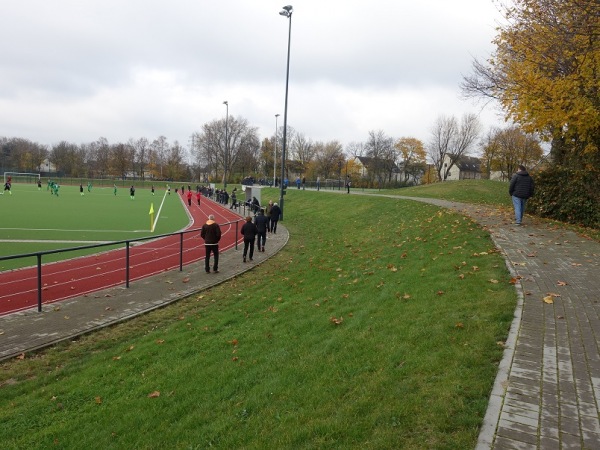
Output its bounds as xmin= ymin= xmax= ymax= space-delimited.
xmin=270 ymin=202 xmax=281 ymax=233
xmin=265 ymin=200 xmax=273 ymax=232
xmin=254 ymin=209 xmax=269 ymax=252
xmin=509 ymin=164 xmax=535 ymax=225
xmin=201 ymin=214 xmax=221 ymax=273
xmin=240 ymin=216 xmax=258 ymax=263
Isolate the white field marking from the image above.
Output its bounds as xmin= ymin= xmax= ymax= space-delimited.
xmin=0 ymin=227 xmax=147 ymax=233
xmin=152 ymin=190 xmax=169 ymax=231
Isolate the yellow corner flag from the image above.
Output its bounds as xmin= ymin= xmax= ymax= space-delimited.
xmin=149 ymin=203 xmax=155 ymax=232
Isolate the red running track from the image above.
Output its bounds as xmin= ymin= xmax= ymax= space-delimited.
xmin=0 ymin=195 xmax=244 ymax=316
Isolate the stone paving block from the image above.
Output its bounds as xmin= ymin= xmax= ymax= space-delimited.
xmin=539 ymin=436 xmax=560 ymax=450
xmin=497 ymin=424 xmax=538 ymax=445
xmin=582 ymin=430 xmax=600 ymax=450
xmin=560 ymin=431 xmax=584 ymax=449
xmin=580 ymin=414 xmax=600 ymax=434
xmin=493 ymin=435 xmax=537 ymax=450
xmin=559 ymin=415 xmax=582 ymax=437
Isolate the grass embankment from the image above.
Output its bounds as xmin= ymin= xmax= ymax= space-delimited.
xmin=0 ymin=187 xmax=517 ymax=448
xmin=392 ymin=179 xmax=512 ymax=206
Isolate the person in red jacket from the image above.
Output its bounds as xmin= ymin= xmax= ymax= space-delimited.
xmin=187 ymin=189 xmax=192 ymax=206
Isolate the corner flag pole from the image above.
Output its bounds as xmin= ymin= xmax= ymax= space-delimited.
xmin=149 ymin=203 xmax=155 ymax=232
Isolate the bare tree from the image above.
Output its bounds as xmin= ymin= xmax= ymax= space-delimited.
xmin=429 ymin=114 xmax=481 ymax=181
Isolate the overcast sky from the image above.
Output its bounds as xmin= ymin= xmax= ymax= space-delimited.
xmin=0 ymin=0 xmax=507 ymax=152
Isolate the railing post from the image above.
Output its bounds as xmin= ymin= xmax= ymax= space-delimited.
xmin=126 ymin=242 xmax=130 ymax=288
xmin=37 ymin=254 xmax=42 ymax=312
xmin=179 ymin=232 xmax=184 ymax=271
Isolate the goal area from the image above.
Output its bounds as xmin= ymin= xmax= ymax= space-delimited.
xmin=4 ymin=172 xmax=41 ymax=184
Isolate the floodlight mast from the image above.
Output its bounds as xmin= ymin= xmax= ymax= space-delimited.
xmin=278 ymin=5 xmax=293 ymax=221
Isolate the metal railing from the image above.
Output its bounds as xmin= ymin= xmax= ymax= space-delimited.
xmin=0 ymin=219 xmax=242 ymax=313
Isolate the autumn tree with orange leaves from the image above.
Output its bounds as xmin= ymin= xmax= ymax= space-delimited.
xmin=462 ymin=0 xmax=600 ymax=168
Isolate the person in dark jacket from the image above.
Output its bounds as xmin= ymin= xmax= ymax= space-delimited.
xmin=254 ymin=209 xmax=269 ymax=252
xmin=270 ymin=202 xmax=281 ymax=233
xmin=200 ymin=214 xmax=222 ymax=273
xmin=240 ymin=216 xmax=258 ymax=262
xmin=509 ymin=165 xmax=535 ymax=225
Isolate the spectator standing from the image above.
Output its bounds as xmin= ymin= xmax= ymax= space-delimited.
xmin=201 ymin=214 xmax=222 ymax=273
xmin=80 ymin=183 xmax=84 ymax=196
xmin=270 ymin=202 xmax=281 ymax=233
xmin=509 ymin=165 xmax=535 ymax=225
xmin=130 ymin=185 xmax=135 ymax=200
xmin=254 ymin=209 xmax=269 ymax=252
xmin=251 ymin=196 xmax=260 ymax=214
xmin=316 ymin=176 xmax=321 ymax=191
xmin=296 ymin=176 xmax=301 ymax=189
xmin=240 ymin=216 xmax=258 ymax=263
xmin=187 ymin=190 xmax=192 ymax=206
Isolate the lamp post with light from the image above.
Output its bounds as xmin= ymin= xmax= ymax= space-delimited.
xmin=223 ymin=100 xmax=229 ymax=189
xmin=278 ymin=4 xmax=292 ymax=221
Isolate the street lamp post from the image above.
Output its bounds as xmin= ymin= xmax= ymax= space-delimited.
xmin=274 ymin=113 xmax=280 ymax=187
xmin=279 ymin=5 xmax=293 ymax=221
xmin=223 ymin=100 xmax=229 ymax=189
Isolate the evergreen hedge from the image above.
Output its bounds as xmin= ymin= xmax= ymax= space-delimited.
xmin=529 ymin=167 xmax=600 ymax=229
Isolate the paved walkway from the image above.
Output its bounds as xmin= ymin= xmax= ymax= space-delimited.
xmin=2 ymin=192 xmax=599 ymax=449
xmin=395 ymin=196 xmax=600 ymax=450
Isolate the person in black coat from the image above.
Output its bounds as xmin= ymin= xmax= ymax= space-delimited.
xmin=240 ymin=216 xmax=258 ymax=262
xmin=254 ymin=209 xmax=269 ymax=252
xmin=509 ymin=165 xmax=535 ymax=225
xmin=270 ymin=202 xmax=281 ymax=233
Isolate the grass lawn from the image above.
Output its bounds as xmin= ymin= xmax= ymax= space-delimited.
xmin=391 ymin=179 xmax=513 ymax=207
xmin=0 ymin=183 xmax=190 ymax=270
xmin=0 ymin=186 xmax=517 ymax=449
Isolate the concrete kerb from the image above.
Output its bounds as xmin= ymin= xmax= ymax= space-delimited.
xmin=0 ymin=223 xmax=289 ymax=362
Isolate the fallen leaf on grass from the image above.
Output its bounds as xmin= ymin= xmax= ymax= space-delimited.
xmin=147 ymin=391 xmax=160 ymax=398
xmin=95 ymin=396 xmax=102 ymax=404
xmin=436 ymin=290 xmax=445 ymax=296
xmin=112 ymin=356 xmax=121 ymax=360
xmin=16 ymin=353 xmax=25 ymax=360
xmin=489 ymin=279 xmax=499 ymax=284
xmin=156 ymin=339 xmax=165 ymax=344
xmin=329 ymin=316 xmax=343 ymax=325
xmin=455 ymin=322 xmax=464 ymax=328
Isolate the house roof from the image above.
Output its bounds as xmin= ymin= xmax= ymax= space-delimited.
xmin=450 ymin=155 xmax=481 ymax=171
xmin=355 ymin=156 xmax=400 ymax=172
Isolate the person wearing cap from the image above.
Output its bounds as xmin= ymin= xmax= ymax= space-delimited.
xmin=200 ymin=214 xmax=222 ymax=273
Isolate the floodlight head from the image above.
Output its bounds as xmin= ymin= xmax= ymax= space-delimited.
xmin=283 ymin=5 xmax=292 ymax=12
xmin=223 ymin=101 xmax=228 ymax=105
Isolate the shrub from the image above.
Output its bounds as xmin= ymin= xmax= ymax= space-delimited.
xmin=529 ymin=167 xmax=600 ymax=228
